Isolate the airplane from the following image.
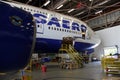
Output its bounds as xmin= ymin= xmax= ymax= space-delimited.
xmin=1 ymin=1 xmax=101 ymax=72
xmin=3 ymin=1 xmax=101 ymax=54
xmin=0 ymin=1 xmax=36 ymax=72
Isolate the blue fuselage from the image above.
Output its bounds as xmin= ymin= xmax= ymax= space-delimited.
xmin=35 ymin=38 xmax=94 ymax=54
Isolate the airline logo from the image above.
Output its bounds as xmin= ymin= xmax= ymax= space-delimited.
xmin=33 ymin=13 xmax=87 ymax=32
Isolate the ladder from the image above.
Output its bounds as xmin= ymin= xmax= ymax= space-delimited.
xmin=59 ymin=43 xmax=84 ymax=68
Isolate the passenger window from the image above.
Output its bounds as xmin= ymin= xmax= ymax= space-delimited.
xmin=38 ymin=25 xmax=39 ymax=27
xmin=54 ymin=27 xmax=56 ymax=30
xmin=51 ymin=27 xmax=53 ymax=30
xmin=67 ymin=30 xmax=69 ymax=32
xmin=60 ymin=29 xmax=61 ymax=31
xmin=48 ymin=27 xmax=50 ymax=29
xmin=57 ymin=28 xmax=59 ymax=31
xmin=64 ymin=29 xmax=66 ymax=32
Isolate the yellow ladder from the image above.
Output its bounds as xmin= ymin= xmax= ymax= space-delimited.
xmin=59 ymin=44 xmax=84 ymax=68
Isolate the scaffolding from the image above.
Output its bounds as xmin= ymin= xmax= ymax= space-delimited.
xmin=58 ymin=37 xmax=84 ymax=69
xmin=101 ymin=56 xmax=120 ymax=74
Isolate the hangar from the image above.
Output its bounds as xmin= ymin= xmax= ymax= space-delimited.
xmin=0 ymin=0 xmax=120 ymax=80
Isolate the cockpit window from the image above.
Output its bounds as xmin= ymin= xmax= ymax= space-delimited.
xmin=9 ymin=16 xmax=23 ymax=26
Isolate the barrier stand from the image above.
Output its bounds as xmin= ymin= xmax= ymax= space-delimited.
xmin=20 ymin=60 xmax=32 ymax=80
xmin=106 ymin=61 xmax=120 ymax=74
xmin=101 ymin=57 xmax=115 ymax=72
xmin=41 ymin=64 xmax=47 ymax=72
xmin=21 ymin=70 xmax=32 ymax=80
xmin=101 ymin=56 xmax=120 ymax=74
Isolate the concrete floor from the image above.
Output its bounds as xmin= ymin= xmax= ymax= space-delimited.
xmin=32 ymin=61 xmax=120 ymax=80
xmin=0 ymin=61 xmax=120 ymax=80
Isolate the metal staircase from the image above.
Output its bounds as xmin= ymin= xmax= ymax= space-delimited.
xmin=59 ymin=37 xmax=84 ymax=68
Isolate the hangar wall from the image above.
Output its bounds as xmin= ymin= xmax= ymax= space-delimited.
xmin=94 ymin=25 xmax=120 ymax=60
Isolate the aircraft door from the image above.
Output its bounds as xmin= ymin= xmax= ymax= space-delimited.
xmin=37 ymin=24 xmax=44 ymax=34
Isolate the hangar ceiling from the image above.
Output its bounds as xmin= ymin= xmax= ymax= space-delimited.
xmin=5 ymin=0 xmax=120 ymax=31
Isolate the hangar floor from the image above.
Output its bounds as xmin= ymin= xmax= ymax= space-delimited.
xmin=32 ymin=61 xmax=120 ymax=80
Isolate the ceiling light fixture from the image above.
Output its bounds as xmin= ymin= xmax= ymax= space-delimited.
xmin=95 ymin=10 xmax=102 ymax=14
xmin=26 ymin=0 xmax=32 ymax=4
xmin=57 ymin=5 xmax=63 ymax=9
xmin=68 ymin=9 xmax=75 ymax=13
xmin=89 ymin=0 xmax=93 ymax=1
xmin=75 ymin=11 xmax=84 ymax=16
xmin=98 ymin=0 xmax=110 ymax=6
xmin=44 ymin=0 xmax=50 ymax=6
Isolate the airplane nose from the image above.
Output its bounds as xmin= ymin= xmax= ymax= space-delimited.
xmin=0 ymin=1 xmax=36 ymax=72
